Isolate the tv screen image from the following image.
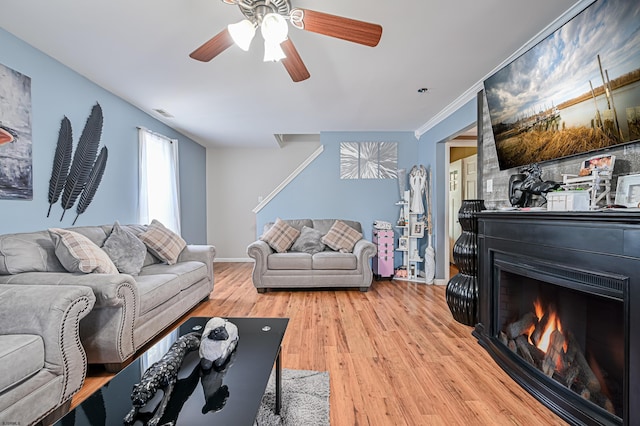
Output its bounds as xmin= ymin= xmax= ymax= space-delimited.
xmin=484 ymin=0 xmax=640 ymax=170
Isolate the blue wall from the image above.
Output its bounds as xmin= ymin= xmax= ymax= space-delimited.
xmin=417 ymin=97 xmax=478 ymax=279
xmin=256 ymin=131 xmax=418 ymax=267
xmin=0 ymin=29 xmax=207 ymax=243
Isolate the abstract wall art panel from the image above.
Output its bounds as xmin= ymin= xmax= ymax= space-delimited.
xmin=340 ymin=141 xmax=397 ymax=179
xmin=0 ymin=63 xmax=32 ymax=200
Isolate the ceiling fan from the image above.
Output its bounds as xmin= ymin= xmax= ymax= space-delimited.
xmin=189 ymin=0 xmax=383 ymax=82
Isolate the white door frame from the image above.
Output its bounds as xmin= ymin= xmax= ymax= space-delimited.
xmin=443 ymin=139 xmax=477 ymax=283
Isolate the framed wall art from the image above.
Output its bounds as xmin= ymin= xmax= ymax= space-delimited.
xmin=340 ymin=141 xmax=397 ymax=179
xmin=0 ymin=63 xmax=32 ymax=200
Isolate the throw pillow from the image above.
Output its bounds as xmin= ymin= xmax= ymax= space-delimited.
xmin=138 ymin=219 xmax=187 ymax=265
xmin=290 ymin=226 xmax=326 ymax=254
xmin=321 ymin=220 xmax=363 ymax=253
xmin=102 ymin=221 xmax=147 ymax=275
xmin=260 ymin=218 xmax=300 ymax=253
xmin=48 ymin=228 xmax=119 ymax=274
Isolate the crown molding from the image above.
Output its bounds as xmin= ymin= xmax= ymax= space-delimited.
xmin=414 ymin=0 xmax=593 ymax=140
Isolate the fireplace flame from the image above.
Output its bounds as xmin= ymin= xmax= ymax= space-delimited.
xmin=531 ymin=300 xmax=565 ymax=353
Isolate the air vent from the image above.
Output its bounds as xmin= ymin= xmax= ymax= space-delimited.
xmin=153 ymin=108 xmax=174 ymax=118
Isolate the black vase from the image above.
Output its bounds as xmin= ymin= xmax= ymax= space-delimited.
xmin=446 ymin=199 xmax=486 ymax=326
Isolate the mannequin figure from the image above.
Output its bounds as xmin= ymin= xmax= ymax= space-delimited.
xmin=409 ymin=165 xmax=426 ymax=213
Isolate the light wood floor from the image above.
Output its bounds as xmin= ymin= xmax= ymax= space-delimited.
xmin=74 ymin=262 xmax=567 ymax=425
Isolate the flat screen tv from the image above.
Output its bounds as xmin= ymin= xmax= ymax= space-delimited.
xmin=484 ymin=0 xmax=640 ymax=171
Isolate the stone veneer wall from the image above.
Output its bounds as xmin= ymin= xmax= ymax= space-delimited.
xmin=480 ymin=91 xmax=640 ymax=210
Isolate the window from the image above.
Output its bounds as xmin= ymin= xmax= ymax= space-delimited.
xmin=138 ymin=128 xmax=181 ymax=233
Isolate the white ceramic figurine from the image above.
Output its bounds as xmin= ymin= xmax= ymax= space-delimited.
xmin=199 ymin=317 xmax=239 ymax=370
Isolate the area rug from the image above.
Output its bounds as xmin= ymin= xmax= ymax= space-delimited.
xmin=255 ymin=369 xmax=330 ymax=426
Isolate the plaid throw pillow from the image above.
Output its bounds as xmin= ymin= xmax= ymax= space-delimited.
xmin=138 ymin=219 xmax=187 ymax=265
xmin=49 ymin=228 xmax=119 ymax=274
xmin=321 ymin=220 xmax=363 ymax=253
xmin=260 ymin=218 xmax=301 ymax=253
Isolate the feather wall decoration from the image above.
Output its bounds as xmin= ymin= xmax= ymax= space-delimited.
xmin=47 ymin=116 xmax=73 ymax=217
xmin=73 ymin=146 xmax=108 ymax=225
xmin=60 ymin=103 xmax=103 ymax=220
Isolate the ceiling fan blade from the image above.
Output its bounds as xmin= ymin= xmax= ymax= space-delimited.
xmin=281 ymin=39 xmax=310 ymax=82
xmin=189 ymin=28 xmax=234 ymax=62
xmin=294 ymin=8 xmax=382 ymax=47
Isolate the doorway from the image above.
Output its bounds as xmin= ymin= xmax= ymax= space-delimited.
xmin=444 ymin=132 xmax=477 ymax=281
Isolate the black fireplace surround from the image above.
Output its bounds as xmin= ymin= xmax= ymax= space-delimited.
xmin=474 ymin=211 xmax=638 ymax=426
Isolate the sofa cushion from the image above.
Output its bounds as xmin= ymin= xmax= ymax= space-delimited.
xmin=0 ymin=231 xmax=66 ymax=274
xmin=0 ymin=334 xmax=44 ymax=394
xmin=290 ymin=226 xmax=326 ymax=255
xmin=312 ymin=251 xmax=358 ymax=270
xmin=48 ymin=228 xmax=119 ymax=274
xmin=260 ymin=218 xmax=300 ymax=253
xmin=102 ymin=221 xmax=147 ymax=275
xmin=138 ymin=219 xmax=186 ymax=265
xmin=321 ymin=220 xmax=363 ymax=253
xmin=133 ymin=274 xmax=182 ymax=315
xmin=139 ymin=261 xmax=207 ymax=291
xmin=267 ymin=252 xmax=312 ymax=270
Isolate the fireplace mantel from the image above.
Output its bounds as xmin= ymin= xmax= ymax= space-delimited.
xmin=474 ymin=211 xmax=639 ymax=426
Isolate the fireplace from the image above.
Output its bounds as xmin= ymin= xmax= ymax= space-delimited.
xmin=474 ymin=212 xmax=638 ymax=426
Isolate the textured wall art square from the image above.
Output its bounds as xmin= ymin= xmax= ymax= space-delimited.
xmin=340 ymin=141 xmax=397 ymax=179
xmin=0 ymin=63 xmax=32 ymax=200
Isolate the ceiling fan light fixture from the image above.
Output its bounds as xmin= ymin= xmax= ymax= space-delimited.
xmin=263 ymin=39 xmax=287 ymax=62
xmin=228 ymin=19 xmax=256 ymax=51
xmin=261 ymin=13 xmax=288 ymax=43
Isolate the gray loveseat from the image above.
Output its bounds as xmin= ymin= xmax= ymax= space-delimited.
xmin=0 ymin=284 xmax=95 ymax=426
xmin=247 ymin=219 xmax=376 ymax=292
xmin=0 ymin=224 xmax=216 ymax=371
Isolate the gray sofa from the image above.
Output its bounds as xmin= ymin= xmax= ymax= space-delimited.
xmin=0 ymin=284 xmax=95 ymax=426
xmin=0 ymin=224 xmax=216 ymax=371
xmin=247 ymin=219 xmax=376 ymax=292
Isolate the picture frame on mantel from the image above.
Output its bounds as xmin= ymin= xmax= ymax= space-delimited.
xmin=615 ymin=173 xmax=640 ymax=207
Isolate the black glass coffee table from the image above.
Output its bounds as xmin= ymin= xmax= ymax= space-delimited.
xmin=56 ymin=317 xmax=288 ymax=426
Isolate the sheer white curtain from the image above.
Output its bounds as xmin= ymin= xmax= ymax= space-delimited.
xmin=138 ymin=128 xmax=181 ymax=233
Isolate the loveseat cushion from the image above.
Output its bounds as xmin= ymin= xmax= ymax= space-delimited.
xmin=0 ymin=231 xmax=66 ymax=274
xmin=312 ymin=251 xmax=357 ymax=270
xmin=261 ymin=218 xmax=300 ymax=253
xmin=321 ymin=220 xmax=363 ymax=253
xmin=290 ymin=226 xmax=326 ymax=254
xmin=262 ymin=219 xmax=313 ymax=234
xmin=0 ymin=334 xmax=44 ymax=394
xmin=267 ymin=252 xmax=312 ymax=270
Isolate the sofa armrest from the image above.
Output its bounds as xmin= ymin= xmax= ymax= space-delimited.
xmin=353 ymin=239 xmax=377 ymax=266
xmin=0 ymin=271 xmax=138 ymax=308
xmin=0 ymin=284 xmax=95 ymax=402
xmin=0 ymin=272 xmax=139 ymax=364
xmin=246 ymin=240 xmax=273 ymax=288
xmin=353 ymin=239 xmax=377 ymax=287
xmin=178 ymin=244 xmax=216 ymax=290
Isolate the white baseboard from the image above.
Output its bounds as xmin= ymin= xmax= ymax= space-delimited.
xmin=214 ymin=258 xmax=254 ymax=263
xmin=433 ymin=278 xmax=448 ymax=286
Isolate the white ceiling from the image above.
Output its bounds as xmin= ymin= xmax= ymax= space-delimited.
xmin=0 ymin=0 xmax=578 ymax=148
